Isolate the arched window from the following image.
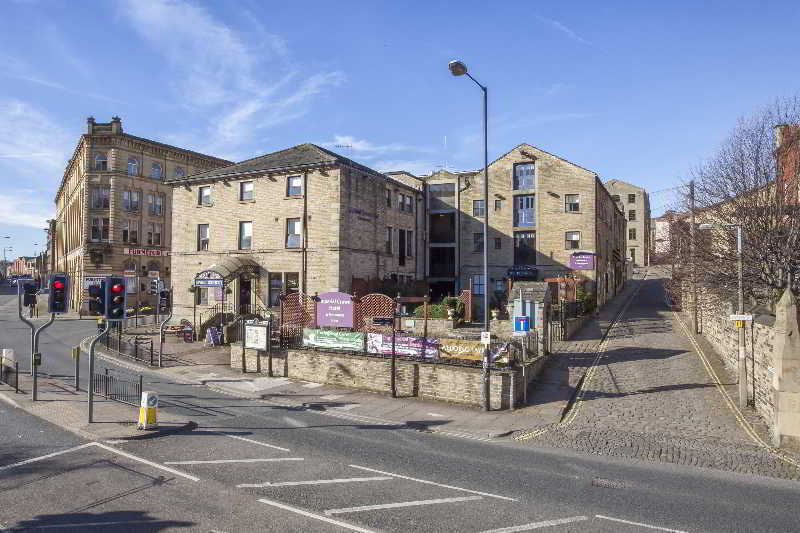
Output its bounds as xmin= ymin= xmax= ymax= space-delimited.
xmin=151 ymin=163 xmax=162 ymax=179
xmin=175 ymin=167 xmax=185 ymax=177
xmin=128 ymin=158 xmax=138 ymax=176
xmin=94 ymin=153 xmax=107 ymax=171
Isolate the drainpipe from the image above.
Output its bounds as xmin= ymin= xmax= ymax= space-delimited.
xmin=302 ymin=170 xmax=308 ymax=294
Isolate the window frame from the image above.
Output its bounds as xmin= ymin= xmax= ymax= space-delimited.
xmin=628 ymin=193 xmax=636 ymax=204
xmin=513 ymin=162 xmax=535 ymax=190
xmin=197 ymin=224 xmax=209 ymax=251
xmin=240 ymin=181 xmax=254 ymax=201
xmin=406 ymin=230 xmax=413 ymax=257
xmin=91 ymin=187 xmax=110 ymax=209
xmin=198 ymin=186 xmax=212 ymax=206
xmin=286 ymin=218 xmax=302 ymax=249
xmin=287 ymin=176 xmax=303 ymax=197
xmin=565 ymin=231 xmax=581 ymax=250
xmin=385 ymin=226 xmax=393 ymax=254
xmin=151 ymin=162 xmax=162 ymax=179
xmin=629 ymin=228 xmax=637 ymax=240
xmin=494 ymin=199 xmax=502 ymax=211
xmin=513 ymin=194 xmax=535 ymax=227
xmin=174 ymin=167 xmax=185 ymax=177
xmin=238 ymin=221 xmax=253 ymax=250
xmin=94 ymin=153 xmax=107 ymax=171
xmin=130 ymin=191 xmax=140 ymax=211
xmin=128 ymin=157 xmax=138 ymax=176
xmin=628 ymin=209 xmax=636 ymax=221
xmin=473 ymin=199 xmax=485 ymax=217
xmin=473 ymin=232 xmax=484 ymax=253
xmin=386 ymin=189 xmax=392 ymax=207
xmin=565 ymin=194 xmax=580 ymax=213
xmin=494 ymin=237 xmax=502 ymax=250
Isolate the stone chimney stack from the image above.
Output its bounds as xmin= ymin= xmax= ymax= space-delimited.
xmin=86 ymin=116 xmax=95 ymax=135
xmin=111 ymin=116 xmax=123 ymax=134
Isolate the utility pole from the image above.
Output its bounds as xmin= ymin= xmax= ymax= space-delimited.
xmin=736 ymin=226 xmax=747 ymax=408
xmin=690 ymin=180 xmax=698 ymax=334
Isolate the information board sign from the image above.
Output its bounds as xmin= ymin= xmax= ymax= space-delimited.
xmin=316 ymin=292 xmax=354 ymax=328
xmin=244 ymin=324 xmax=268 ymax=351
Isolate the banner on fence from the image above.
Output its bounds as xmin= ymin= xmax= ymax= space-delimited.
xmin=366 ymin=333 xmax=439 ymax=358
xmin=205 ymin=327 xmax=221 ymax=346
xmin=244 ymin=324 xmax=268 ymax=350
xmin=438 ymin=338 xmax=487 ymax=361
xmin=302 ymin=328 xmax=363 ymax=352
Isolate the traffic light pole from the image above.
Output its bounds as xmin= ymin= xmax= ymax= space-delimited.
xmin=18 ymin=283 xmax=55 ymax=401
xmin=158 ymin=289 xmax=173 ymax=368
xmin=88 ymin=321 xmax=110 ymax=423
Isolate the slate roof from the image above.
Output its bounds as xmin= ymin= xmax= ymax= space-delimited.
xmin=165 ymin=143 xmax=384 ymax=185
xmin=512 ymin=281 xmax=551 ymax=303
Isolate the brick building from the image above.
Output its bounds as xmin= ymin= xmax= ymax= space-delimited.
xmin=53 ymin=117 xmax=231 ymax=312
xmin=8 ymin=256 xmax=36 ymax=277
xmin=167 ymin=144 xmax=424 ymax=324
xmin=419 ymin=144 xmax=627 ymax=315
xmin=605 ymin=179 xmax=651 ymax=266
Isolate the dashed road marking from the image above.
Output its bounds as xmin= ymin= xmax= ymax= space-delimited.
xmin=478 ymin=516 xmax=588 ymax=532
xmin=238 ymin=476 xmax=392 ymax=488
xmin=258 ymin=497 xmax=376 ymax=533
xmin=324 ymin=495 xmax=483 ymax=515
xmin=165 ymin=458 xmax=303 ymax=465
xmin=349 ymin=464 xmax=517 ymax=502
xmin=218 ymin=433 xmax=291 ymax=452
xmin=596 ymin=514 xmax=687 ymax=532
xmin=302 ymin=382 xmax=324 ymax=388
xmin=320 ymin=394 xmax=344 ymax=401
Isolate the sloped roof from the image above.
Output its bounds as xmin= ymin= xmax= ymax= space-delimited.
xmin=165 ymin=143 xmax=390 ymax=185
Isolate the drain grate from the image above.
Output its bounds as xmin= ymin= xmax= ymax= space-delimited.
xmin=591 ymin=477 xmax=627 ymax=489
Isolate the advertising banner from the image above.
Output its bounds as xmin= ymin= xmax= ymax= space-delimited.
xmin=302 ymin=328 xmax=364 ymax=352
xmin=366 ymin=333 xmax=439 ymax=359
xmin=244 ymin=324 xmax=268 ymax=350
xmin=316 ymin=292 xmax=354 ymax=327
xmin=437 ymin=338 xmax=485 ymax=361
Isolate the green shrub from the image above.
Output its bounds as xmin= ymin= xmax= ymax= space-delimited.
xmin=413 ymin=303 xmax=449 ymax=318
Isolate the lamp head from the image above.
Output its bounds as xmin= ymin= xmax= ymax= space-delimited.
xmin=448 ymin=60 xmax=467 ymax=76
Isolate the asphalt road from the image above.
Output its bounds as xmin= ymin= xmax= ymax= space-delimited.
xmin=2 ymin=284 xmax=800 ymax=532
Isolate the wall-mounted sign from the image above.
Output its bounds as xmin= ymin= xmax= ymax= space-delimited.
xmin=244 ymin=324 xmax=268 ymax=350
xmin=124 ymin=248 xmax=169 ymax=257
xmin=366 ymin=333 xmax=439 ymax=358
xmin=195 ymin=278 xmax=224 ymax=287
xmin=302 ymin=328 xmax=363 ymax=352
xmin=83 ymin=276 xmax=106 ymax=288
xmin=316 ymin=292 xmax=354 ymax=328
xmin=569 ymin=253 xmax=595 ymax=270
xmin=508 ymin=265 xmax=537 ymax=279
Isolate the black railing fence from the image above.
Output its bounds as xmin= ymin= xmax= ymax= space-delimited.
xmin=93 ymin=369 xmax=143 ymax=406
xmin=0 ymin=357 xmax=20 ymax=393
xmin=103 ymin=329 xmax=155 ymax=366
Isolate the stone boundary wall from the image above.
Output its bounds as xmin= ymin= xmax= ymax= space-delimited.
xmin=231 ymin=344 xmax=546 ymax=410
xmin=400 ymin=318 xmax=514 ymax=339
xmin=680 ymin=283 xmax=776 ymax=425
xmin=564 ymin=315 xmax=591 ymax=340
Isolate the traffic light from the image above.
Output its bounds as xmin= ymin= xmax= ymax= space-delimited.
xmin=149 ymin=279 xmax=159 ymax=295
xmin=22 ymin=282 xmax=37 ymax=306
xmin=88 ymin=282 xmax=105 ymax=315
xmin=48 ymin=274 xmax=70 ymax=314
xmin=104 ymin=277 xmax=127 ymax=320
xmin=159 ymin=290 xmax=170 ymax=313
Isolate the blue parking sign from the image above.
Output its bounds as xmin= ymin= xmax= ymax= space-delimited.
xmin=513 ymin=316 xmax=530 ymax=332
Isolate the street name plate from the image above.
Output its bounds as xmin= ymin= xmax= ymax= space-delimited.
xmin=729 ymin=314 xmax=753 ymax=321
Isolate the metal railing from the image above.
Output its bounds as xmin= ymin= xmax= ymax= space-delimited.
xmin=103 ymin=328 xmax=156 ymax=365
xmin=93 ymin=369 xmax=143 ymax=406
xmin=0 ymin=356 xmax=19 ymax=393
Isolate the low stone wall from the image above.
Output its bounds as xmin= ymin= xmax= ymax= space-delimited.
xmin=681 ymin=283 xmax=777 ymax=425
xmin=564 ymin=315 xmax=591 ymax=340
xmin=230 ymin=344 xmax=545 ymax=410
xmin=401 ymin=317 xmax=515 ymax=339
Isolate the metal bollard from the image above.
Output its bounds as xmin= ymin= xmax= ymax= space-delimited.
xmin=72 ymin=346 xmax=81 ymax=391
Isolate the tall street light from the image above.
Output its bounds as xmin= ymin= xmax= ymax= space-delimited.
xmin=698 ymin=222 xmax=746 ymax=408
xmin=449 ymin=59 xmax=490 ymax=411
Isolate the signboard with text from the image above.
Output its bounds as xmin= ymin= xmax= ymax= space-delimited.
xmin=316 ymin=292 xmax=354 ymax=328
xmin=244 ymin=324 xmax=268 ymax=351
xmin=123 ymin=248 xmax=169 ymax=256
xmin=569 ymin=253 xmax=595 ymax=270
xmin=302 ymin=328 xmax=363 ymax=352
xmin=366 ymin=333 xmax=439 ymax=358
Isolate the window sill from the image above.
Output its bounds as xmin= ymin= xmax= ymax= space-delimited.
xmin=285 ymin=195 xmax=303 ymax=200
xmin=196 ymin=204 xmax=214 ymax=208
xmin=239 ymin=199 xmax=256 ymax=204
xmin=565 ymin=210 xmax=581 ymax=214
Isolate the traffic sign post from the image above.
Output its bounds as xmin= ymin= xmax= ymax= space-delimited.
xmin=513 ymin=316 xmax=530 ymax=333
xmin=17 ymin=280 xmax=56 ymax=401
xmin=48 ymin=273 xmax=69 ymax=314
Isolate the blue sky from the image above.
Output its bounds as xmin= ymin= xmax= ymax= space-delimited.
xmin=1 ymin=0 xmax=799 ymax=259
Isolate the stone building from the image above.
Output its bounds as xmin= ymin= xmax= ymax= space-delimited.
xmin=605 ymin=179 xmax=651 ymax=266
xmin=167 ymin=144 xmax=424 ymax=324
xmin=9 ymin=256 xmax=36 ymax=277
xmin=53 ymin=117 xmax=231 ymax=312
xmin=418 ymin=143 xmax=627 ymax=316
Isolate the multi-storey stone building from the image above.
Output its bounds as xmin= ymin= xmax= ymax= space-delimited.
xmin=605 ymin=179 xmax=651 ymax=266
xmin=9 ymin=256 xmax=36 ymax=277
xmin=167 ymin=144 xmax=424 ymax=324
xmin=419 ymin=143 xmax=627 ymax=315
xmin=53 ymin=117 xmax=231 ymax=312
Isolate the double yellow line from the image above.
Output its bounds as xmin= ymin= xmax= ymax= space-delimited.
xmin=672 ymin=308 xmax=800 ymax=471
xmin=515 ymin=272 xmax=648 ymax=441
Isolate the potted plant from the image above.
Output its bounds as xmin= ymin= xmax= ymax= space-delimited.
xmin=444 ymin=297 xmax=457 ymax=320
xmin=491 ymin=307 xmax=500 ymax=320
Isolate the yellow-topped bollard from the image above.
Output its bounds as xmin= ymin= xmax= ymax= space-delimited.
xmin=138 ymin=391 xmax=159 ymax=430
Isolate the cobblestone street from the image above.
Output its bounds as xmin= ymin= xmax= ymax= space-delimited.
xmin=520 ymin=269 xmax=800 ymax=480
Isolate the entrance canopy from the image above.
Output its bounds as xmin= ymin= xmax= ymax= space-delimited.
xmin=197 ymin=256 xmax=260 ymax=284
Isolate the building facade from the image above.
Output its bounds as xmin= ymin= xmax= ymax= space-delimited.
xmin=53 ymin=117 xmax=231 ymax=312
xmin=9 ymin=256 xmax=36 ymax=277
xmin=420 ymin=144 xmax=627 ymax=315
xmin=167 ymin=144 xmax=425 ymax=324
xmin=605 ymin=179 xmax=651 ymax=266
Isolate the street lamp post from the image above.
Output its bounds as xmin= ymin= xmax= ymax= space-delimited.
xmin=449 ymin=59 xmax=490 ymax=410
xmin=699 ymin=223 xmax=746 ymax=408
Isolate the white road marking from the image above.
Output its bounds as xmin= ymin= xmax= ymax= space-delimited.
xmin=238 ymin=476 xmax=392 ymax=488
xmin=320 ymin=394 xmax=344 ymax=400
xmin=90 ymin=443 xmax=201 ymax=482
xmin=330 ymin=404 xmax=359 ymax=411
xmin=165 ymin=458 xmax=303 ymax=465
xmin=218 ymin=433 xmax=291 ymax=452
xmin=22 ymin=520 xmax=163 ymax=529
xmin=302 ymin=382 xmax=324 ymax=388
xmin=282 ymin=416 xmax=307 ymax=427
xmin=427 ymin=412 xmax=445 ymax=417
xmin=104 ymin=439 xmax=127 ymax=444
xmin=258 ymin=497 xmax=376 ymax=533
xmin=596 ymin=515 xmax=688 ymax=532
xmin=478 ymin=516 xmax=589 ymax=532
xmin=0 ymin=391 xmax=20 ymax=408
xmin=348 ymin=465 xmax=518 ymax=502
xmin=0 ymin=443 xmax=95 ymax=471
xmin=324 ymin=495 xmax=483 ymax=515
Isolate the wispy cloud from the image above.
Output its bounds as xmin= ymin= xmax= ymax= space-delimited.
xmin=119 ymin=0 xmax=345 ymax=154
xmin=536 ymin=15 xmax=592 ymax=46
xmin=0 ymin=194 xmax=53 ymax=229
xmin=320 ymin=135 xmax=427 ymax=155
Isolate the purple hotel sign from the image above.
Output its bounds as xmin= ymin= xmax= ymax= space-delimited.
xmin=316 ymin=292 xmax=354 ymax=327
xmin=569 ymin=253 xmax=595 ymax=270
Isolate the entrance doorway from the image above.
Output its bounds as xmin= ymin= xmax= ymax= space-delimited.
xmin=239 ymin=276 xmax=251 ymax=314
